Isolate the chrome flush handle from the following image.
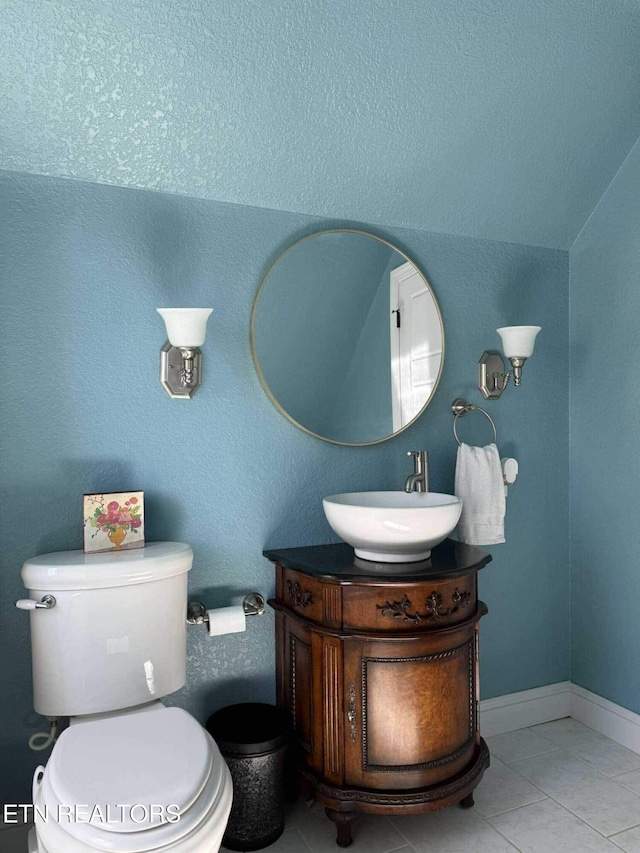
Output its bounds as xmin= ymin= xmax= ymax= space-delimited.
xmin=15 ymin=595 xmax=56 ymax=611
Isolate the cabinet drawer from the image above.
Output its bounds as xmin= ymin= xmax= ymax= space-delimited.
xmin=280 ymin=569 xmax=331 ymax=625
xmin=342 ymin=576 xmax=476 ymax=632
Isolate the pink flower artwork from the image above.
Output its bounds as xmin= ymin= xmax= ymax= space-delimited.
xmin=83 ymin=492 xmax=145 ymax=554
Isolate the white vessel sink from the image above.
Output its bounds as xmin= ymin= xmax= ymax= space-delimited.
xmin=322 ymin=491 xmax=462 ymax=563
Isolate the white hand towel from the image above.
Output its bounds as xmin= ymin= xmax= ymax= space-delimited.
xmin=454 ymin=442 xmax=506 ymax=545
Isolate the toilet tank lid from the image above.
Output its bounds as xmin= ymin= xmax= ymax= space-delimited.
xmin=22 ymin=542 xmax=193 ymax=590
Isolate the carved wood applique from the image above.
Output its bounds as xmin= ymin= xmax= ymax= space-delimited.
xmin=347 ymin=683 xmax=357 ymax=742
xmin=377 ymin=589 xmax=472 ymax=624
xmin=286 ymin=580 xmax=313 ymax=608
xmin=424 ymin=589 xmax=472 ymax=622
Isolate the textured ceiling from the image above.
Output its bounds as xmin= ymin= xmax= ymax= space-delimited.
xmin=2 ymin=0 xmax=639 ymax=248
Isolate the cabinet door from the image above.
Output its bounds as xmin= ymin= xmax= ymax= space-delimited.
xmin=276 ymin=613 xmax=323 ymax=774
xmin=343 ymin=624 xmax=478 ymax=790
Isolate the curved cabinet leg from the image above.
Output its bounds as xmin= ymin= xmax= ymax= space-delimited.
xmin=325 ymin=808 xmax=357 ymax=847
xmin=459 ymin=792 xmax=474 ymax=809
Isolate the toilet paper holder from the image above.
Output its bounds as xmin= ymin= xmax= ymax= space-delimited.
xmin=187 ymin=593 xmax=266 ymax=626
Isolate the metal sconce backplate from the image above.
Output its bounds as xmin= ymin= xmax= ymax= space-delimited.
xmin=160 ymin=341 xmax=202 ymax=399
xmin=478 ymin=350 xmax=506 ymax=400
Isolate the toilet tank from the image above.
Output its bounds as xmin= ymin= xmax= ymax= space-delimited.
xmin=21 ymin=542 xmax=193 ymax=717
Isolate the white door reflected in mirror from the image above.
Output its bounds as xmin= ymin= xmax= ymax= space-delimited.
xmin=391 ymin=262 xmax=443 ymax=431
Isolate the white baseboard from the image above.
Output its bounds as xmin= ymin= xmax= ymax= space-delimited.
xmin=570 ymin=684 xmax=640 ymax=755
xmin=480 ymin=681 xmax=572 ymax=737
xmin=480 ymin=681 xmax=640 ymax=757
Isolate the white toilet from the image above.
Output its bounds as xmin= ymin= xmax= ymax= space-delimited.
xmin=18 ymin=542 xmax=233 ymax=853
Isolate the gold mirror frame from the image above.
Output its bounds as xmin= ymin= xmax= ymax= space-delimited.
xmin=250 ymin=229 xmax=445 ymax=446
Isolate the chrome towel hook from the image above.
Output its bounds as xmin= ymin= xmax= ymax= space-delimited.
xmin=451 ymin=398 xmax=497 ymax=446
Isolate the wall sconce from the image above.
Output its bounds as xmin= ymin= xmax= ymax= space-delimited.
xmin=157 ymin=308 xmax=212 ymax=399
xmin=479 ymin=325 xmax=541 ymax=400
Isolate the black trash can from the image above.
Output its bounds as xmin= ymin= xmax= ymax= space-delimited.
xmin=206 ymin=703 xmax=291 ymax=851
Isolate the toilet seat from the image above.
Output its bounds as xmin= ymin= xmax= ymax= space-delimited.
xmin=34 ymin=707 xmax=232 ymax=852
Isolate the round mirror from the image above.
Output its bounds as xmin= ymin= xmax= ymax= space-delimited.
xmin=251 ymin=230 xmax=444 ymax=446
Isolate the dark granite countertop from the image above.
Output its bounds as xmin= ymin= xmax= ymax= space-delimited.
xmin=263 ymin=539 xmax=491 ymax=582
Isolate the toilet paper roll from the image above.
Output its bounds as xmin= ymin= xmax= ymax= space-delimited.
xmin=207 ymin=605 xmax=246 ymax=637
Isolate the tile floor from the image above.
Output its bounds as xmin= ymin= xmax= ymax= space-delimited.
xmin=6 ymin=719 xmax=640 ymax=852
xmin=237 ymin=719 xmax=640 ymax=853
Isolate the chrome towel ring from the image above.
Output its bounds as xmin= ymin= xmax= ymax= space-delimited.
xmin=452 ymin=398 xmax=497 ymax=446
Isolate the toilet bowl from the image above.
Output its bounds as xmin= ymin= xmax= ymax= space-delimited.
xmin=31 ymin=706 xmax=233 ymax=853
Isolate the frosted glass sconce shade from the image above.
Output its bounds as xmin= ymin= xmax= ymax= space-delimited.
xmin=478 ymin=325 xmax=541 ymax=399
xmin=157 ymin=308 xmax=212 ymax=348
xmin=157 ymin=308 xmax=213 ymax=399
xmin=496 ymin=326 xmax=541 ymax=359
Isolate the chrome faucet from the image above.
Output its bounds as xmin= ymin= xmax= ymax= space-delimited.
xmin=405 ymin=450 xmax=429 ymax=493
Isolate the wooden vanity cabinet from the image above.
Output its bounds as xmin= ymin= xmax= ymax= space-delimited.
xmin=266 ymin=540 xmax=492 ymax=847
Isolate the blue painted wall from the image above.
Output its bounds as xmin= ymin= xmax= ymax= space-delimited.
xmin=570 ymin=139 xmax=640 ymax=710
xmin=0 ymin=168 xmax=569 ymax=804
xmin=2 ymin=0 xmax=639 ymax=249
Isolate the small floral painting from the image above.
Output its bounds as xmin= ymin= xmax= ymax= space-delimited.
xmin=83 ymin=492 xmax=145 ymax=553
